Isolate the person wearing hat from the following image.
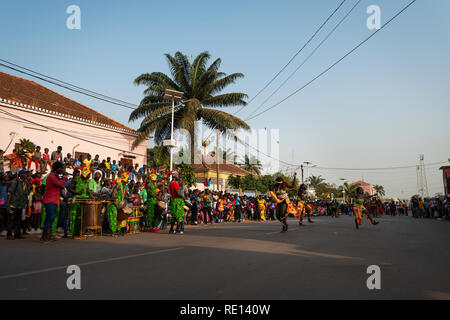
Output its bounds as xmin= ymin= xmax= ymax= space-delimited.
xmin=297 ymin=184 xmax=314 ymax=226
xmin=69 ymin=166 xmax=91 ymax=238
xmin=269 ymin=173 xmax=297 ymax=233
xmin=145 ymin=173 xmax=159 ymax=232
xmin=106 ymin=172 xmax=128 ymax=236
xmin=6 ymin=169 xmax=32 ymax=240
xmin=41 ymin=162 xmax=67 ymax=242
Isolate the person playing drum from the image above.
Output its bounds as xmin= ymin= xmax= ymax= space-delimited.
xmin=145 ymin=173 xmax=159 ymax=232
xmin=107 ymin=172 xmax=129 ymax=236
xmin=69 ymin=166 xmax=91 ymax=238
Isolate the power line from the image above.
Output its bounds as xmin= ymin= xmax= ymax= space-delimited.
xmin=235 ymin=0 xmax=348 ymax=116
xmin=246 ymin=0 xmax=362 ymax=120
xmin=245 ymin=0 xmax=418 ymax=122
xmin=0 ymin=108 xmax=146 ymax=157
xmin=0 ymin=61 xmax=138 ymax=110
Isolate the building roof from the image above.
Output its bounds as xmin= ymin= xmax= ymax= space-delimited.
xmin=0 ymin=71 xmax=135 ymax=132
xmin=192 ymin=154 xmax=250 ymax=176
xmin=351 ymin=180 xmax=372 ymax=186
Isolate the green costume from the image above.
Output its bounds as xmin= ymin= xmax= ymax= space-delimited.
xmin=69 ymin=176 xmax=89 ymax=236
xmin=146 ymin=183 xmax=158 ymax=229
xmin=107 ymin=183 xmax=125 ymax=233
xmin=171 ymin=197 xmax=185 ymax=223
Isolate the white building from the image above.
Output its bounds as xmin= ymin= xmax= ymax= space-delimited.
xmin=0 ymin=71 xmax=148 ymax=169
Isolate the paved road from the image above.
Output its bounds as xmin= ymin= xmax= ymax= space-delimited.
xmin=1 ymin=216 xmax=449 ymax=300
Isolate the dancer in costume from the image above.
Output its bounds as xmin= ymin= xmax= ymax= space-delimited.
xmin=69 ymin=166 xmax=90 ymax=238
xmin=352 ymin=187 xmax=379 ymax=229
xmin=168 ymin=171 xmax=186 ymax=234
xmin=297 ymin=184 xmax=314 ymax=226
xmin=269 ymin=172 xmax=297 ymax=232
xmin=107 ymin=172 xmax=128 ymax=236
xmin=145 ymin=173 xmax=159 ymax=232
xmin=257 ymin=195 xmax=266 ymax=221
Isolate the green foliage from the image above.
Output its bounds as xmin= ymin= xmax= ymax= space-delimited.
xmin=238 ymin=155 xmax=262 ymax=176
xmin=307 ymin=175 xmax=325 ymax=187
xmin=314 ymin=182 xmax=343 ymax=199
xmin=374 ymin=184 xmax=386 ymax=197
xmin=343 ymin=182 xmax=360 ymax=199
xmin=130 ymin=51 xmax=250 ymax=159
xmin=177 ymin=163 xmax=196 ymax=188
xmin=228 ymin=175 xmax=242 ymax=189
xmin=16 ymin=138 xmax=36 ymax=165
xmin=146 ymin=146 xmax=170 ymax=168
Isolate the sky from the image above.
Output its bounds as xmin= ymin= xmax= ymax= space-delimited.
xmin=1 ymin=0 xmax=449 ymax=198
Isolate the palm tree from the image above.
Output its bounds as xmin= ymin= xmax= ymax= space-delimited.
xmin=374 ymin=185 xmax=386 ymax=197
xmin=130 ymin=51 xmax=250 ymax=163
xmin=307 ymin=175 xmax=325 ymax=188
xmin=17 ymin=138 xmax=35 ymax=168
xmin=239 ymin=155 xmax=262 ymax=176
xmin=146 ymin=146 xmax=170 ymax=168
xmin=343 ymin=182 xmax=360 ymax=202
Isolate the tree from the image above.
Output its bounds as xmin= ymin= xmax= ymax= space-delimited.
xmin=374 ymin=185 xmax=386 ymax=197
xmin=343 ymin=182 xmax=360 ymax=201
xmin=228 ymin=175 xmax=242 ymax=190
xmin=146 ymin=146 xmax=170 ymax=168
xmin=177 ymin=163 xmax=196 ymax=188
xmin=307 ymin=175 xmax=326 ymax=188
xmin=17 ymin=138 xmax=35 ymax=168
xmin=239 ymin=155 xmax=262 ymax=176
xmin=130 ymin=51 xmax=250 ymax=163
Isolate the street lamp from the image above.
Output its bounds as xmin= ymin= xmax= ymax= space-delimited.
xmin=303 ymin=162 xmax=316 ymax=182
xmin=163 ymin=89 xmax=184 ymax=179
xmin=340 ymin=178 xmax=347 ymax=203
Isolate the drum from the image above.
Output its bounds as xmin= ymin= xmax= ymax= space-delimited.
xmin=157 ymin=201 xmax=167 ymax=210
xmin=127 ymin=206 xmax=141 ymax=234
xmin=81 ymin=201 xmax=103 ymax=230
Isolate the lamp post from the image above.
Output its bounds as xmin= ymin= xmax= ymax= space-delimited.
xmin=163 ymin=89 xmax=184 ymax=180
xmin=340 ymin=178 xmax=347 ymax=203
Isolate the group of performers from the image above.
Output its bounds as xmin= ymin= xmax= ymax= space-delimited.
xmin=269 ymin=172 xmax=379 ymax=233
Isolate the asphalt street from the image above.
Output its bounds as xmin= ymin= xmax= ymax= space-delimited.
xmin=0 ymin=215 xmax=449 ymax=300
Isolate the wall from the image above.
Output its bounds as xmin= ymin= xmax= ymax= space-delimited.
xmin=0 ymin=104 xmax=148 ymax=169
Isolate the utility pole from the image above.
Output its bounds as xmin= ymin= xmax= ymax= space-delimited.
xmin=301 ymin=164 xmax=304 ymax=184
xmin=163 ymin=89 xmax=184 ymax=181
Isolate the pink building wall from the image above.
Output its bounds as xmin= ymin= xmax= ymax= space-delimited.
xmin=0 ymin=102 xmax=148 ymax=169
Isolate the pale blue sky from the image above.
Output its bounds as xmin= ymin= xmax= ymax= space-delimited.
xmin=1 ymin=0 xmax=449 ymax=198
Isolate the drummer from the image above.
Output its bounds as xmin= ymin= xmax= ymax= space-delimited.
xmin=145 ymin=173 xmax=159 ymax=232
xmin=107 ymin=172 xmax=128 ymax=236
xmin=69 ymin=166 xmax=91 ymax=238
xmin=168 ymin=170 xmax=187 ymax=234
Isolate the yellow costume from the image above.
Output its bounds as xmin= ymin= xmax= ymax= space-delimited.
xmin=257 ymin=199 xmax=266 ymax=221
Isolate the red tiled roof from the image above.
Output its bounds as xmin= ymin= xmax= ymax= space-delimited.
xmin=351 ymin=181 xmax=371 ymax=186
xmin=0 ymin=71 xmax=135 ymax=132
xmin=192 ymin=154 xmax=250 ymax=176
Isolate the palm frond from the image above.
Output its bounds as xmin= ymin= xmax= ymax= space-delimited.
xmin=129 ymin=101 xmax=168 ymax=122
xmin=208 ymin=73 xmax=245 ymax=95
xmin=202 ymin=93 xmax=248 ymax=108
xmin=208 ymin=58 xmax=221 ymax=72
xmin=198 ymin=108 xmax=250 ymax=133
xmin=191 ymin=52 xmax=210 ymax=86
